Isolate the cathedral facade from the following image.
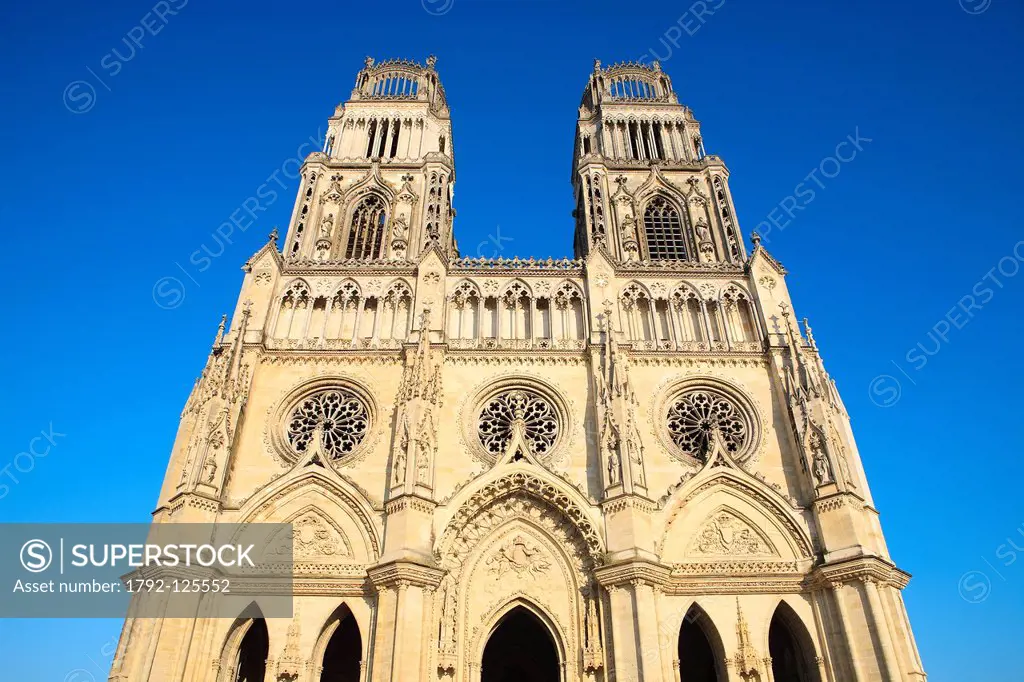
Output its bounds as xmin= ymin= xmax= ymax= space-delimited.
xmin=110 ymin=57 xmax=927 ymax=682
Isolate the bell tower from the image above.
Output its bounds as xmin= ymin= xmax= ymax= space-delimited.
xmin=282 ymin=55 xmax=457 ymax=264
xmin=572 ymin=60 xmax=744 ymax=264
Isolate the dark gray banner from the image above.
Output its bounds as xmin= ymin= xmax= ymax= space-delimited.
xmin=0 ymin=523 xmax=293 ymax=618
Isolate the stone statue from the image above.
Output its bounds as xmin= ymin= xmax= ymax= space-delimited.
xmin=319 ymin=213 xmax=334 ymax=239
xmin=393 ymin=447 xmax=407 ymax=486
xmin=695 ymin=216 xmax=712 ymax=243
xmin=810 ymin=433 xmax=833 ymax=485
xmin=607 ymin=447 xmax=621 ymax=485
xmin=203 ymin=455 xmax=217 ymax=483
xmin=392 ymin=213 xmax=408 ymax=239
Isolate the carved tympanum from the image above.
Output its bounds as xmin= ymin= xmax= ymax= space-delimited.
xmin=690 ymin=511 xmax=773 ymax=556
xmin=486 ymin=535 xmax=552 ymax=579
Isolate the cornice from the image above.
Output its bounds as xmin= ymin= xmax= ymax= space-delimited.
xmin=160 ymin=491 xmax=221 ymax=517
xmin=450 ymin=257 xmax=584 ymax=273
xmin=594 ymin=558 xmax=673 ymax=588
xmin=611 ymin=261 xmax=745 ymax=276
xmin=384 ymin=493 xmax=437 ymax=515
xmin=600 ymin=494 xmax=658 ymax=514
xmin=367 ymin=560 xmax=445 ymax=589
xmin=282 ymin=260 xmax=419 ymax=276
xmin=812 ymin=555 xmax=911 ymax=590
xmin=300 ymin=157 xmax=441 ymax=173
xmin=660 ymin=575 xmax=810 ymax=595
xmin=257 ymin=351 xmax=403 ymax=367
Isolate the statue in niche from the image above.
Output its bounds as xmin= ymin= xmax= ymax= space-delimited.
xmin=319 ymin=213 xmax=334 ymax=239
xmin=695 ymin=216 xmax=712 ymax=243
xmin=810 ymin=433 xmax=833 ymax=485
xmin=438 ymin=574 xmax=457 ymax=651
xmin=392 ymin=213 xmax=408 ymax=239
xmin=624 ymin=417 xmax=645 ymax=487
xmin=602 ymin=412 xmax=622 ymax=486
xmin=203 ymin=455 xmax=217 ymax=484
xmin=393 ymin=444 xmax=405 ymax=485
xmin=607 ymin=446 xmax=621 ymax=485
xmin=415 ymin=415 xmax=432 ymax=484
xmin=582 ymin=584 xmax=601 ymax=649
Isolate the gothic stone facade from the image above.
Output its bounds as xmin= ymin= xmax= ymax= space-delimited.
xmin=110 ymin=57 xmax=927 ymax=682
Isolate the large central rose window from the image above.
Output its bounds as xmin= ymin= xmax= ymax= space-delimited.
xmin=477 ymin=389 xmax=559 ymax=457
xmin=286 ymin=388 xmax=369 ymax=460
xmin=666 ymin=389 xmax=749 ymax=461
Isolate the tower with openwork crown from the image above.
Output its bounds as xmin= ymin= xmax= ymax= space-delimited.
xmin=109 ymin=57 xmax=926 ymax=682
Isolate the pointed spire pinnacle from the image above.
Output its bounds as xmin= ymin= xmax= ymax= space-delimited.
xmin=803 ymin=317 xmax=817 ymax=350
xmin=213 ymin=314 xmax=227 ymax=346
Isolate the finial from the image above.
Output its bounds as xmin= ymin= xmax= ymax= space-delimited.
xmin=593 ymin=59 xmax=602 ymax=73
xmin=750 ymin=231 xmax=761 ymax=247
xmin=779 ymin=302 xmax=791 ymax=318
xmin=242 ymin=300 xmax=253 ymax=318
xmin=803 ymin=318 xmax=817 ymax=349
xmin=652 ymin=60 xmax=661 ymax=72
xmin=214 ymin=314 xmax=227 ymax=345
xmin=364 ymin=56 xmax=374 ymax=68
xmin=426 ymin=55 xmax=437 ymax=69
xmin=269 ymin=227 xmax=279 ymax=245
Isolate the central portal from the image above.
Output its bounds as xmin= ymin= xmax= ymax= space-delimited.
xmin=481 ymin=606 xmax=560 ymax=682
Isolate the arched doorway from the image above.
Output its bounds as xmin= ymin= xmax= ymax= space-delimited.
xmin=319 ymin=604 xmax=362 ymax=682
xmin=678 ymin=605 xmax=722 ymax=682
xmin=481 ymin=606 xmax=560 ymax=682
xmin=234 ymin=618 xmax=268 ymax=682
xmin=768 ymin=602 xmax=821 ymax=682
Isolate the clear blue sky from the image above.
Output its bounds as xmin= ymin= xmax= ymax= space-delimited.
xmin=1 ymin=0 xmax=1021 ymax=679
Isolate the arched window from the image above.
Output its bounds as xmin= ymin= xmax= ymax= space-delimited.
xmin=346 ymin=195 xmax=387 ymax=260
xmin=643 ymin=197 xmax=688 ymax=260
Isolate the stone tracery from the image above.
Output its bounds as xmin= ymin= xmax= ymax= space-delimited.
xmin=477 ymin=389 xmax=559 ymax=459
xmin=286 ymin=388 xmax=370 ymax=460
xmin=117 ymin=56 xmax=928 ymax=682
xmin=667 ymin=388 xmax=750 ymax=462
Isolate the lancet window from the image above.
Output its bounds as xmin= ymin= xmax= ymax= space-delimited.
xmin=643 ymin=197 xmax=688 ymax=260
xmin=345 ymin=195 xmax=388 ymax=260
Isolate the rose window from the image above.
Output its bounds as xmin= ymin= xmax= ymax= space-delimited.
xmin=478 ymin=389 xmax=559 ymax=457
xmin=667 ymin=389 xmax=749 ymax=460
xmin=287 ymin=389 xmax=369 ymax=460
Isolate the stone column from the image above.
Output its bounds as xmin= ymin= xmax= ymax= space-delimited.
xmin=367 ymin=562 xmax=443 ymax=682
xmin=606 ymin=585 xmax=638 ymax=676
xmin=829 ymin=582 xmax=864 ymax=682
xmin=863 ymin=578 xmax=903 ymax=682
xmin=596 ymin=561 xmax=671 ymax=682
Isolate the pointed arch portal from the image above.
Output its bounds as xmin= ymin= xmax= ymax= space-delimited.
xmin=233 ymin=617 xmax=268 ymax=682
xmin=678 ymin=605 xmax=722 ymax=682
xmin=320 ymin=604 xmax=362 ymax=682
xmin=481 ymin=606 xmax=559 ymax=682
xmin=768 ymin=602 xmax=821 ymax=682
